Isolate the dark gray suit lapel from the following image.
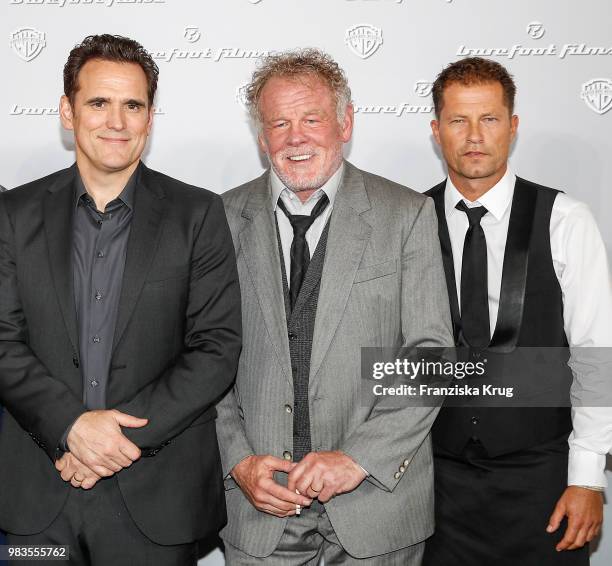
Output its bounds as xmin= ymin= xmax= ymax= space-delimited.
xmin=309 ymin=163 xmax=372 ymax=383
xmin=112 ymin=165 xmax=166 ymax=351
xmin=239 ymin=173 xmax=292 ymax=385
xmin=44 ymin=166 xmax=79 ymax=352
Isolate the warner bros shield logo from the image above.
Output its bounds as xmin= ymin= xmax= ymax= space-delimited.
xmin=345 ymin=25 xmax=383 ymax=59
xmin=10 ymin=27 xmax=46 ymax=62
xmin=581 ymin=79 xmax=612 ymax=115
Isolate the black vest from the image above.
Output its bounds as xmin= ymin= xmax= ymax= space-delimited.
xmin=426 ymin=178 xmax=573 ymax=456
xmin=276 ymin=221 xmax=330 ymax=462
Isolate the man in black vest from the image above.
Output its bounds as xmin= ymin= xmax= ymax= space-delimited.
xmin=422 ymin=57 xmax=611 ymax=565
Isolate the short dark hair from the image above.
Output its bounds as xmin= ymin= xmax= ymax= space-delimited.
xmin=63 ymin=34 xmax=159 ymax=107
xmin=432 ymin=57 xmax=516 ymax=118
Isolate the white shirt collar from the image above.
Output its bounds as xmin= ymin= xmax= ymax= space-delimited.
xmin=270 ymin=162 xmax=344 ymax=211
xmin=445 ymin=166 xmax=516 ymax=221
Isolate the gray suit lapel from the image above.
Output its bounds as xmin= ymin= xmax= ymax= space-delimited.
xmin=112 ymin=165 xmax=166 ymax=352
xmin=309 ymin=162 xmax=372 ymax=383
xmin=44 ymin=166 xmax=79 ymax=352
xmin=239 ymin=174 xmax=292 ymax=384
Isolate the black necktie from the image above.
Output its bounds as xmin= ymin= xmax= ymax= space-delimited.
xmin=277 ymin=193 xmax=330 ymax=310
xmin=456 ymin=201 xmax=490 ymax=348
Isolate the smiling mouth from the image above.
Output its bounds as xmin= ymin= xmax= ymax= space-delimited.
xmin=287 ymin=154 xmax=314 ymax=162
xmin=99 ymin=137 xmax=130 ymax=143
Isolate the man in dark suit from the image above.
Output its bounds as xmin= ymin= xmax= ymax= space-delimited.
xmin=0 ymin=34 xmax=241 ymax=565
xmin=422 ymin=57 xmax=611 ymax=565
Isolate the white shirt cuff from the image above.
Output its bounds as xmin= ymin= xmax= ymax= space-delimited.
xmin=567 ymin=446 xmax=607 ymax=488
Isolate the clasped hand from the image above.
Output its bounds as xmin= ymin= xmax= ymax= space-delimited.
xmin=231 ymin=450 xmax=366 ymax=517
xmin=55 ymin=409 xmax=147 ymax=489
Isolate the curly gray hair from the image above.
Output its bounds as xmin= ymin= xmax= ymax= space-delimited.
xmin=245 ymin=48 xmax=352 ymax=128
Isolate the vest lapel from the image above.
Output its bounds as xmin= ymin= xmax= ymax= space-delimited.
xmin=427 ymin=182 xmax=460 ymax=343
xmin=290 ymin=221 xmax=330 ymax=320
xmin=489 ymin=178 xmax=537 ymax=351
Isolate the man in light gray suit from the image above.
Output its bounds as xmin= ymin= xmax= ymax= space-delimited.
xmin=216 ymin=49 xmax=453 ymax=564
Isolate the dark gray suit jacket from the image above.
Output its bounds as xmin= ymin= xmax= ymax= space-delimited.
xmin=0 ymin=164 xmax=241 ymax=544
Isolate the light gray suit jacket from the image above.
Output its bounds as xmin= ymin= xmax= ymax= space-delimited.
xmin=216 ymin=161 xmax=453 ymax=558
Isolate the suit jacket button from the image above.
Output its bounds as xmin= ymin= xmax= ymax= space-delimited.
xmin=283 ymin=450 xmax=292 ymax=461
xmin=394 ymin=472 xmax=401 ymax=479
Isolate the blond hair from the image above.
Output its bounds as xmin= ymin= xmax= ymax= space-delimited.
xmin=246 ymin=48 xmax=352 ymax=128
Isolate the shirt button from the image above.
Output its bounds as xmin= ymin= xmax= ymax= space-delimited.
xmin=95 ymin=291 xmax=103 ymax=301
xmin=471 ymin=416 xmax=479 ymax=425
xmin=92 ymin=336 xmax=101 ymax=343
xmin=284 ymin=404 xmax=293 ymax=414
xmin=90 ymin=379 xmax=99 ymax=388
xmin=288 ymin=333 xmax=297 ymax=341
xmin=97 ymin=251 xmax=105 ymax=258
xmin=283 ymin=450 xmax=292 ymax=461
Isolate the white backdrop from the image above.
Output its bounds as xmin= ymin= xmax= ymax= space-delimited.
xmin=2 ymin=0 xmax=611 ymax=564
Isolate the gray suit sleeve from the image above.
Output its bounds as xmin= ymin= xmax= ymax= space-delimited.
xmin=341 ymin=197 xmax=453 ymax=491
xmin=215 ymin=387 xmax=255 ymax=484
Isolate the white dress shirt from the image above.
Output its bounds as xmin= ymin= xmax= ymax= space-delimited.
xmin=444 ymin=166 xmax=612 ymax=487
xmin=270 ymin=163 xmax=343 ymax=285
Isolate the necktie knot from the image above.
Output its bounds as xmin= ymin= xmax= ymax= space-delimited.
xmin=277 ymin=193 xmax=330 ymax=236
xmin=455 ymin=200 xmax=488 ymax=227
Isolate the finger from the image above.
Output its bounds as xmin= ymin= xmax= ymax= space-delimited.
xmin=586 ymin=524 xmax=601 ymax=542
xmin=546 ymin=503 xmax=566 ymax=533
xmin=556 ymin=521 xmax=580 ymax=551
xmin=118 ymin=440 xmax=142 ymax=462
xmin=258 ymin=503 xmax=297 ymax=518
xmin=80 ymin=477 xmax=98 ymax=490
xmin=91 ymin=465 xmax=115 ymax=478
xmin=256 ymin=492 xmax=301 ymax=513
xmin=264 ymin=480 xmax=311 ymax=507
xmin=55 ymin=457 xmax=67 ymax=472
xmin=106 ymin=450 xmax=133 ymax=470
xmin=317 ymin=486 xmax=336 ymax=503
xmin=295 ymin=471 xmax=318 ymax=497
xmin=113 ymin=411 xmax=148 ymax=428
xmin=266 ymin=456 xmax=295 ymax=474
xmin=60 ymin=468 xmax=74 ymax=482
xmin=566 ymin=527 xmax=589 ymax=550
xmin=70 ymin=477 xmax=83 ymax=489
